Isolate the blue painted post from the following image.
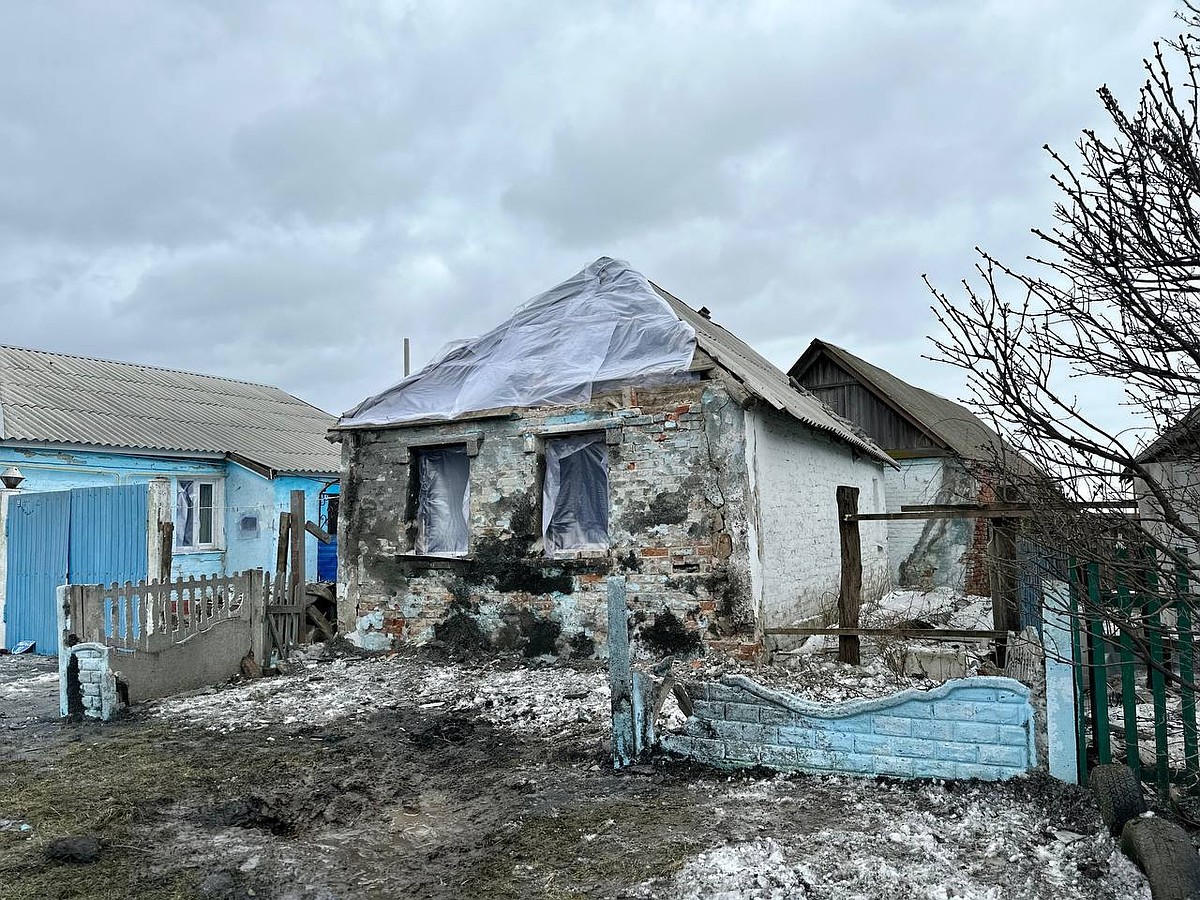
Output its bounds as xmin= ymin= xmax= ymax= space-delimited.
xmin=1042 ymin=579 xmax=1081 ymax=783
xmin=607 ymin=575 xmax=635 ymax=768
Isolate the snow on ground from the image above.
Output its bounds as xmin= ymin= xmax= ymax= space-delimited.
xmin=636 ymin=777 xmax=1150 ymax=900
xmin=863 ymin=589 xmax=994 ymax=632
xmin=149 ymin=652 xmax=611 ymax=736
xmin=687 ymin=653 xmax=937 ymax=703
xmin=140 ymin=649 xmax=1152 ymax=900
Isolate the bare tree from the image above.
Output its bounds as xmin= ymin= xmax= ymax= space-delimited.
xmin=925 ymin=3 xmax=1200 ymax=669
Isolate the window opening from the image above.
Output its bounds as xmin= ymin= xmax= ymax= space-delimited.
xmin=543 ymin=432 xmax=609 ymax=553
xmin=415 ymin=446 xmax=470 ymax=555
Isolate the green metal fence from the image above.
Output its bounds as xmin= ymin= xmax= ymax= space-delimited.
xmin=1067 ymin=550 xmax=1198 ymax=797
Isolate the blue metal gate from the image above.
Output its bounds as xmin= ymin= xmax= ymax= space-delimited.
xmin=5 ymin=484 xmax=147 ymax=654
xmin=5 ymin=491 xmax=70 ymax=654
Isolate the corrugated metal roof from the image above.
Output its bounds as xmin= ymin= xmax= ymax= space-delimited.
xmin=791 ymin=339 xmax=1018 ymax=465
xmin=0 ymin=345 xmax=340 ymax=476
xmin=651 ymin=288 xmax=895 ymax=467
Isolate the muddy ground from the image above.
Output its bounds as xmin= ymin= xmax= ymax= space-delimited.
xmin=0 ymin=648 xmax=1150 ymax=900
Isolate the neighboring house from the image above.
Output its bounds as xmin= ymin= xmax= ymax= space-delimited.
xmin=331 ymin=258 xmax=894 ymax=657
xmin=1132 ymin=413 xmax=1200 ymax=553
xmin=790 ymin=339 xmax=1024 ymax=594
xmin=0 ymin=345 xmax=340 ymax=651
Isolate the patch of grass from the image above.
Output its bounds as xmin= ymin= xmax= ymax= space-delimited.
xmin=458 ymin=795 xmax=706 ymax=899
xmin=0 ymin=724 xmax=314 ymax=900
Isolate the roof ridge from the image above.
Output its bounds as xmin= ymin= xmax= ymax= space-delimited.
xmin=0 ymin=343 xmax=284 ymax=393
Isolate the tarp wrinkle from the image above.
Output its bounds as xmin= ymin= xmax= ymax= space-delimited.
xmin=339 ymin=258 xmax=697 ymax=427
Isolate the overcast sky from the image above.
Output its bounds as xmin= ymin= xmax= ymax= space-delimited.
xmin=0 ymin=1 xmax=1181 ymax=420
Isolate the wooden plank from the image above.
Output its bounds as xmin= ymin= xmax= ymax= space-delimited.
xmin=276 ymin=512 xmax=290 ymax=581
xmin=850 ymin=510 xmax=1032 ymax=522
xmin=289 ymin=491 xmax=305 ymax=616
xmin=764 ymin=627 xmax=1004 ymax=640
xmin=158 ymin=520 xmax=174 ymax=582
xmin=989 ymin=513 xmax=1019 ymax=667
xmin=304 ymin=520 xmax=332 ymax=545
xmin=836 ymin=485 xmax=862 ymax=665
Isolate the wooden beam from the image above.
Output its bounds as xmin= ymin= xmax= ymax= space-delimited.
xmin=764 ymin=627 xmax=1004 ymax=640
xmin=304 ymin=520 xmax=332 ymax=545
xmin=289 ymin=490 xmax=306 ymax=608
xmin=275 ymin=512 xmax=290 ymax=580
xmin=836 ymin=485 xmax=862 ymax=666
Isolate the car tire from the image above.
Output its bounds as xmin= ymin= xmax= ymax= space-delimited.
xmin=1121 ymin=816 xmax=1200 ymax=900
xmin=1091 ymin=763 xmax=1148 ymax=836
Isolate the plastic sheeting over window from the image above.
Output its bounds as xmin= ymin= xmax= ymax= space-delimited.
xmin=340 ymin=258 xmax=697 ymax=427
xmin=543 ymin=433 xmax=609 ymax=554
xmin=175 ymin=480 xmax=195 ymax=548
xmin=416 ymin=446 xmax=470 ymax=555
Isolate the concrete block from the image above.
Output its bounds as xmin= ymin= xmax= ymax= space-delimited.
xmin=935 ymin=743 xmax=979 ymax=763
xmin=889 ymin=737 xmax=938 ymax=759
xmin=978 ymin=744 xmax=1026 ymax=768
xmin=911 ymin=720 xmax=955 ymax=741
xmin=913 ymin=759 xmax=959 ymax=780
xmin=756 ymin=745 xmax=811 ymax=769
xmin=947 ymin=687 xmax=998 ymax=702
xmin=690 ymin=700 xmax=725 ymax=720
xmin=813 ymin=730 xmax=856 ymax=753
xmin=954 ymin=722 xmax=1000 ymax=744
xmin=996 ymin=725 xmax=1030 ymax=747
xmin=873 ymin=716 xmax=912 ymax=737
xmin=757 ymin=706 xmax=797 ymax=726
xmin=888 ymin=701 xmax=935 ymax=719
xmin=874 ymin=756 xmax=916 ymax=778
xmin=853 ymin=734 xmax=895 ymax=755
xmin=724 ymin=702 xmax=760 ymax=723
xmin=660 ymin=734 xmax=725 ymax=760
xmin=775 ymin=725 xmax=815 ymax=748
xmin=956 ymin=763 xmax=1020 ymax=782
xmin=933 ymin=701 xmax=1022 ymax=725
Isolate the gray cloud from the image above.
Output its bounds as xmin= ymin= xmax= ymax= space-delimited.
xmin=0 ymin=0 xmax=1180 ymax=422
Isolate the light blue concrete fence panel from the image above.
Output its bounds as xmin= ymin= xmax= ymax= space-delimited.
xmin=1041 ymin=578 xmax=1080 ymax=784
xmin=660 ymin=674 xmax=1037 ymax=781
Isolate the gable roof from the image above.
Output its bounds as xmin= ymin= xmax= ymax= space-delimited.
xmin=790 ymin=339 xmax=1012 ymax=463
xmin=336 ymin=257 xmax=894 ymax=467
xmin=1136 ymin=410 xmax=1200 ymax=464
xmin=0 ymin=345 xmax=339 ymax=477
xmin=650 ymin=287 xmax=894 ymax=467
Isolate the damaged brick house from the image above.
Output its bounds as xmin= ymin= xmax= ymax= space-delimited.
xmin=790 ymin=339 xmax=1029 ymax=594
xmin=331 ymin=259 xmax=893 ymax=657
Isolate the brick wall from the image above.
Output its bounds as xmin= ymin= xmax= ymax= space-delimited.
xmin=337 ymin=379 xmax=759 ymax=656
xmin=747 ymin=406 xmax=890 ymax=628
xmin=660 ymin=674 xmax=1035 ymax=780
xmin=58 ymin=642 xmax=119 ymax=721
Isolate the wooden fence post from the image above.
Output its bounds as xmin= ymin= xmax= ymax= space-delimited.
xmin=289 ymin=490 xmax=305 ymax=608
xmin=249 ymin=569 xmax=268 ymax=667
xmin=988 ymin=514 xmax=1019 ymax=668
xmin=836 ymin=486 xmax=862 ymax=666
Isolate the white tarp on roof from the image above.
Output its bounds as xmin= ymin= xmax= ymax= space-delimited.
xmin=339 ymin=257 xmax=697 ymax=427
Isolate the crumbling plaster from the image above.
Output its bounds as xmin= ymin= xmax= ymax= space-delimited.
xmin=336 ymin=373 xmax=892 ymax=657
xmin=337 ymin=378 xmax=757 ymax=656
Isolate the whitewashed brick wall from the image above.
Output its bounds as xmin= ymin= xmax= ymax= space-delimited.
xmin=746 ymin=407 xmax=890 ymax=628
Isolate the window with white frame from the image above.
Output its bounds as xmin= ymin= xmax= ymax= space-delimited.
xmin=543 ymin=432 xmax=609 ymax=554
xmin=175 ymin=478 xmax=223 ymax=550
